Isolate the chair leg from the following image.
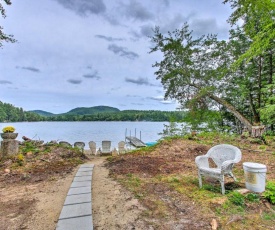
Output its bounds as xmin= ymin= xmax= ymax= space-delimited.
xmin=229 ymin=172 xmax=237 ymax=181
xmin=198 ymin=171 xmax=202 ymax=188
xmin=220 ymin=175 xmax=225 ymax=195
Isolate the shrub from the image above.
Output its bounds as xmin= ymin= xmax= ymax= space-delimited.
xmin=263 ymin=181 xmax=275 ymax=204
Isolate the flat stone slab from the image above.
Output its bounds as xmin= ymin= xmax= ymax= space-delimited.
xmin=64 ymin=193 xmax=91 ymax=205
xmin=67 ymin=186 xmax=91 ymax=195
xmin=56 ymin=163 xmax=94 ymax=230
xmin=80 ymin=164 xmax=94 ymax=169
xmin=75 ymin=171 xmax=93 ymax=177
xmin=73 ymin=175 xmax=92 ymax=182
xmin=78 ymin=168 xmax=93 ymax=172
xmin=70 ymin=181 xmax=91 ymax=188
xmin=56 ymin=215 xmax=93 ymax=230
xmin=59 ymin=202 xmax=92 ymax=219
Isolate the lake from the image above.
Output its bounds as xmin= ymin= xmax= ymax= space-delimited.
xmin=0 ymin=121 xmax=168 ymax=150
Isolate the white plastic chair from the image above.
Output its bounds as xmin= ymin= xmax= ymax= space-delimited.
xmin=195 ymin=144 xmax=242 ymax=195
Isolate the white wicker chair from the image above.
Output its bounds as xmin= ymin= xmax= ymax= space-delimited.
xmin=195 ymin=144 xmax=242 ymax=195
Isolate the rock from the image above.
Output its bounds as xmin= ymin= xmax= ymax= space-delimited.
xmin=235 ymin=188 xmax=250 ymax=195
xmin=211 ymin=219 xmax=218 ymax=230
xmin=4 ymin=168 xmax=10 ymax=174
xmin=26 ymin=152 xmax=33 ymax=158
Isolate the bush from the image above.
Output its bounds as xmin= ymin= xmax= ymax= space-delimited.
xmin=263 ymin=181 xmax=275 ymax=204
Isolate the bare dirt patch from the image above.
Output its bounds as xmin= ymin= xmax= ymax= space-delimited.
xmin=0 ymin=141 xmax=87 ymax=230
xmin=107 ymin=137 xmax=275 ymax=229
xmin=1 ymin=136 xmax=275 ymax=229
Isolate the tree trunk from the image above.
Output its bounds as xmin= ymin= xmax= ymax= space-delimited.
xmin=207 ymin=94 xmax=253 ymax=133
xmin=190 ymin=83 xmax=254 ymax=133
xmin=251 ymin=126 xmax=265 ymax=137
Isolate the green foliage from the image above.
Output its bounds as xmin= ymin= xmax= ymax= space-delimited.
xmin=0 ymin=101 xmax=43 ymax=122
xmin=225 ymin=0 xmax=275 ymax=64
xmin=262 ymin=212 xmax=275 ymax=220
xmin=159 ymin=122 xmax=185 ymax=138
xmin=65 ymin=106 xmax=120 ymax=115
xmin=20 ymin=142 xmax=40 ymax=154
xmin=0 ymin=101 xmax=185 ymax=122
xmin=228 ymin=191 xmax=245 ymax=207
xmin=0 ymin=0 xmax=16 ymax=48
xmin=245 ymin=193 xmax=260 ymax=203
xmin=263 ymin=181 xmax=275 ymax=204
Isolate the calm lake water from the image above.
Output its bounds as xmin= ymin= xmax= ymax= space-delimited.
xmin=0 ymin=121 xmax=168 ymax=149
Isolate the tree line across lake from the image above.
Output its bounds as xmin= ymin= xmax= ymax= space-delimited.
xmin=0 ymin=102 xmax=184 ymax=122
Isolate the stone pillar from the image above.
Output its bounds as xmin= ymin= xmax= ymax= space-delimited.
xmin=1 ymin=139 xmax=19 ymax=158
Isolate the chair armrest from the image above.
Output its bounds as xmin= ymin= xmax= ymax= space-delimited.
xmin=195 ymin=156 xmax=209 ymax=168
xmin=221 ymin=160 xmax=235 ymax=172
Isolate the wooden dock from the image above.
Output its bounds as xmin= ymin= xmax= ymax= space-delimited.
xmin=125 ymin=136 xmax=146 ymax=148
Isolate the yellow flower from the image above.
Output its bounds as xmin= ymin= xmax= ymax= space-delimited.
xmin=2 ymin=126 xmax=15 ymax=133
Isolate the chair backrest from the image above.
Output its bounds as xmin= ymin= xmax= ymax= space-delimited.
xmin=118 ymin=141 xmax=126 ymax=154
xmin=88 ymin=141 xmax=96 ymax=154
xmin=74 ymin=142 xmax=85 ymax=152
xmin=59 ymin=141 xmax=72 ymax=147
xmin=102 ymin=140 xmax=111 ymax=152
xmin=206 ymin=144 xmax=242 ymax=168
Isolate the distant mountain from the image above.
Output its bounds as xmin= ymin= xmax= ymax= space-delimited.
xmin=65 ymin=106 xmax=120 ymax=115
xmin=30 ymin=106 xmax=120 ymax=117
xmin=29 ymin=110 xmax=56 ymax=117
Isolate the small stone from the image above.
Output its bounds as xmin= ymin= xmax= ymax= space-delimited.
xmin=26 ymin=152 xmax=33 ymax=158
xmin=235 ymin=188 xmax=250 ymax=195
xmin=4 ymin=168 xmax=10 ymax=174
xmin=211 ymin=219 xmax=218 ymax=230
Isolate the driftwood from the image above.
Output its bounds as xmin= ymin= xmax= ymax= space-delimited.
xmin=22 ymin=136 xmax=32 ymax=141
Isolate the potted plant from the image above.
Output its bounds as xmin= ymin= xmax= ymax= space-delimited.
xmin=1 ymin=126 xmax=18 ymax=140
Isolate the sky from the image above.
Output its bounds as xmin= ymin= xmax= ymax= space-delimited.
xmin=0 ymin=0 xmax=232 ymax=114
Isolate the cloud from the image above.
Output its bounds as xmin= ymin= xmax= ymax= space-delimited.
xmin=95 ymin=35 xmax=124 ymax=42
xmin=190 ymin=18 xmax=228 ymax=37
xmin=17 ymin=66 xmax=40 ymax=73
xmin=148 ymin=95 xmax=174 ymax=104
xmin=0 ymin=80 xmax=12 ymax=84
xmin=125 ymin=77 xmax=153 ymax=86
xmin=108 ymin=44 xmax=139 ymax=60
xmin=131 ymin=102 xmax=144 ymax=106
xmin=126 ymin=94 xmax=141 ymax=98
xmin=83 ymin=71 xmax=100 ymax=80
xmin=54 ymin=0 xmax=106 ymax=16
xmin=148 ymin=95 xmax=164 ymax=101
xmin=120 ymin=0 xmax=154 ymax=21
xmin=161 ymin=0 xmax=170 ymax=7
xmin=67 ymin=79 xmax=82 ymax=84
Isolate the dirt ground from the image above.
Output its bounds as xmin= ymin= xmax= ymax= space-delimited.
xmin=0 ymin=146 xmax=149 ymax=230
xmin=1 ymin=136 xmax=275 ymax=230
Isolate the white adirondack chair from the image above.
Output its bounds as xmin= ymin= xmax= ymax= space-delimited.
xmin=195 ymin=144 xmax=242 ymax=195
xmin=99 ymin=140 xmax=112 ymax=155
xmin=74 ymin=142 xmax=85 ymax=153
xmin=118 ymin=141 xmax=127 ymax=154
xmin=88 ymin=141 xmax=96 ymax=155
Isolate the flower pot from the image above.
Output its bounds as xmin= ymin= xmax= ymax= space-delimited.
xmin=1 ymin=133 xmax=18 ymax=140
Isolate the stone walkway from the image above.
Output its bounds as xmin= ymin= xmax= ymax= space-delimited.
xmin=56 ymin=164 xmax=94 ymax=230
